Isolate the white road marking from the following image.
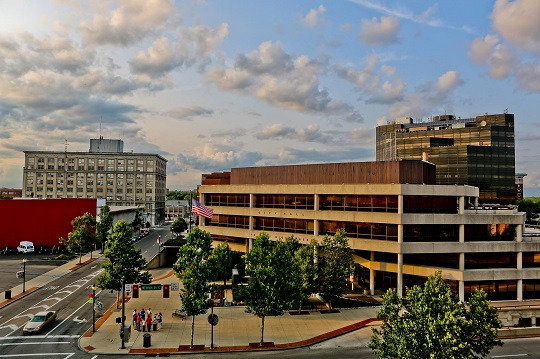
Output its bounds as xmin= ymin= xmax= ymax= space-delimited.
xmin=0 ymin=341 xmax=71 ymax=346
xmin=491 ymin=355 xmax=529 ymax=358
xmin=72 ymin=316 xmax=87 ymax=324
xmin=0 ymin=325 xmax=18 ymax=331
xmin=32 ymin=304 xmax=50 ymax=310
xmin=0 ymin=335 xmax=79 ymax=340
xmin=1 ymin=353 xmax=75 ymax=358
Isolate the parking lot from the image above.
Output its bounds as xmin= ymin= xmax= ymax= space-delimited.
xmin=0 ymin=254 xmax=64 ymax=295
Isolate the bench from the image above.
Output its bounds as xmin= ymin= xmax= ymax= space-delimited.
xmin=172 ymin=309 xmax=187 ymax=320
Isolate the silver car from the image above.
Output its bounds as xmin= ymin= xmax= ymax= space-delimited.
xmin=23 ymin=311 xmax=57 ymax=334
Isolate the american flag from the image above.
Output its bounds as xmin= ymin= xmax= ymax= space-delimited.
xmin=192 ymin=199 xmax=213 ymax=219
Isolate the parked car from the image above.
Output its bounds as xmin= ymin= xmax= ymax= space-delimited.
xmin=36 ymin=246 xmax=50 ymax=254
xmin=23 ymin=311 xmax=57 ymax=334
xmin=1 ymin=246 xmax=16 ymax=255
xmin=17 ymin=241 xmax=34 ymax=254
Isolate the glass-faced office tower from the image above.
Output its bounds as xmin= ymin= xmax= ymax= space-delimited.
xmin=376 ymin=113 xmax=515 ymax=204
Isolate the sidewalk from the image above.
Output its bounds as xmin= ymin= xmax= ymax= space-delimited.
xmin=79 ymin=268 xmax=380 ymax=355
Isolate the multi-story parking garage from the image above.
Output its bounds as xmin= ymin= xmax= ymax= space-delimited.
xmin=195 ymin=160 xmax=540 ymax=302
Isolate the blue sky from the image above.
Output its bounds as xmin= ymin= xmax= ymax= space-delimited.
xmin=1 ymin=0 xmax=539 ymax=196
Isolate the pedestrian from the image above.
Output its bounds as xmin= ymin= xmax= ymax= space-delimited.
xmin=132 ymin=309 xmax=137 ymax=326
xmin=141 ymin=310 xmax=146 ymax=332
xmin=152 ymin=315 xmax=158 ymax=331
xmin=147 ymin=307 xmax=152 ymax=319
xmin=135 ymin=313 xmax=141 ymax=331
xmin=146 ymin=315 xmax=152 ymax=332
xmin=157 ymin=312 xmax=162 ymax=330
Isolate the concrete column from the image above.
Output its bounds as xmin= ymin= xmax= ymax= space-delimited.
xmin=459 ymin=224 xmax=465 ymax=243
xmin=398 ymin=224 xmax=403 ymax=244
xmin=516 ymin=224 xmax=523 ymax=242
xmin=459 ymin=253 xmax=465 ymax=271
xmin=397 ymin=253 xmax=403 ymax=297
xmin=314 ymin=194 xmax=319 ymax=211
xmin=249 ymin=193 xmax=254 ymax=208
xmin=248 ymin=238 xmax=253 ymax=252
xmin=474 ymin=197 xmax=479 ymax=208
xmin=370 ymin=251 xmax=375 ymax=295
xmin=397 ymin=194 xmax=403 ymax=214
xmin=517 ymin=279 xmax=523 ymax=301
xmin=314 ymin=219 xmax=319 ymax=237
xmin=458 ymin=196 xmax=465 ymax=214
xmin=533 ymin=317 xmax=537 ymax=327
xmin=517 ymin=251 xmax=523 ymax=270
xmin=459 ymin=281 xmax=465 ymax=302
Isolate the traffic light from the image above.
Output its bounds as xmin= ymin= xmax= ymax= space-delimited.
xmin=132 ymin=284 xmax=139 ymax=298
xmin=163 ymin=284 xmax=170 ymax=298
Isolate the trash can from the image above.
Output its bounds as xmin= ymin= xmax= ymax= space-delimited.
xmin=153 ymin=322 xmax=157 ymax=331
xmin=143 ymin=333 xmax=151 ymax=347
xmin=5 ymin=290 xmax=11 ymax=300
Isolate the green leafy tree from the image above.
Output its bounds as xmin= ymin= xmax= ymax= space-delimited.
xmin=61 ymin=212 xmax=96 ymax=263
xmin=167 ymin=190 xmax=195 ymax=200
xmin=369 ymin=271 xmax=502 ymax=359
xmin=131 ymin=208 xmax=143 ymax=233
xmin=293 ymin=238 xmax=320 ymax=312
xmin=173 ymin=227 xmax=214 ymax=349
xmin=208 ymin=243 xmax=242 ymax=301
xmin=245 ymin=233 xmax=302 ymax=346
xmin=319 ymin=229 xmax=353 ymax=308
xmin=96 ymin=220 xmax=152 ymax=303
xmin=517 ymin=197 xmax=540 ymax=223
xmin=97 ymin=204 xmax=113 ymax=253
xmin=170 ymin=216 xmax=188 ymax=237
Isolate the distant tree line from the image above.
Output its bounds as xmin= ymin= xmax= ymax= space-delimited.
xmin=518 ymin=197 xmax=540 ymax=223
xmin=166 ymin=190 xmax=196 ymax=201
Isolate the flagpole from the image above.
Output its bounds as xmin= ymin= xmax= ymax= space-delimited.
xmin=189 ymin=190 xmax=192 ymax=233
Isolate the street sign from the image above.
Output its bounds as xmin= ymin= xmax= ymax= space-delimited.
xmin=171 ymin=282 xmax=179 ymax=291
xmin=125 ymin=283 xmax=132 ymax=292
xmin=16 ymin=271 xmax=24 ymax=278
xmin=207 ymin=314 xmax=219 ymax=326
xmin=141 ymin=284 xmax=162 ymax=291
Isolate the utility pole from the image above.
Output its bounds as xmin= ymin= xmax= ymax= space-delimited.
xmin=121 ymin=278 xmax=126 ymax=349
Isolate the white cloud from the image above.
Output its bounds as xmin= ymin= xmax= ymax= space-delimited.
xmin=302 ymin=5 xmax=327 ymax=27
xmin=359 ymin=16 xmax=400 ymax=46
xmin=166 ymin=106 xmax=214 ymax=120
xmin=488 ymin=44 xmax=514 ymax=79
xmin=468 ymin=35 xmax=499 ymax=65
xmin=492 ymin=0 xmax=540 ymax=55
xmin=80 ymin=0 xmax=174 ymax=46
xmin=255 ymin=123 xmax=335 ymax=143
xmin=436 ymin=71 xmax=464 ymax=93
xmin=516 ymin=62 xmax=540 ymax=92
xmin=176 ymin=142 xmax=263 ymax=172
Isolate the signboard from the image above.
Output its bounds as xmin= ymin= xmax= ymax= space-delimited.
xmin=141 ymin=284 xmax=162 ymax=291
xmin=125 ymin=283 xmax=132 ymax=292
xmin=171 ymin=282 xmax=179 ymax=291
xmin=207 ymin=314 xmax=219 ymax=326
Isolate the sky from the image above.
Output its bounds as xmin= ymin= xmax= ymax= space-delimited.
xmin=1 ymin=0 xmax=540 ymax=196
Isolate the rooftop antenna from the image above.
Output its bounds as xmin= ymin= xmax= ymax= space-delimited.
xmin=64 ymin=139 xmax=69 ymax=152
xmin=504 ymin=108 xmax=508 ymax=114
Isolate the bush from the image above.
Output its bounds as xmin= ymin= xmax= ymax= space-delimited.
xmin=56 ymin=253 xmax=76 ymax=261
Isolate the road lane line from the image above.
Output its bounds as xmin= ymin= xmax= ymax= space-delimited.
xmin=47 ymin=289 xmax=102 ymax=336
xmin=1 ymin=354 xmax=74 ymax=358
xmin=0 ymin=341 xmax=71 ymax=346
xmin=491 ymin=355 xmax=529 ymax=358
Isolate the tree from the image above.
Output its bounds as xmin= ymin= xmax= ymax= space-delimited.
xmin=369 ymin=271 xmax=502 ymax=359
xmin=96 ymin=204 xmax=113 ymax=253
xmin=319 ymin=229 xmax=353 ymax=308
xmin=170 ymin=216 xmax=188 ymax=237
xmin=61 ymin=212 xmax=96 ymax=263
xmin=245 ymin=233 xmax=302 ymax=346
xmin=131 ymin=208 xmax=143 ymax=233
xmin=96 ymin=220 xmax=152 ymax=303
xmin=517 ymin=197 xmax=540 ymax=223
xmin=173 ymin=227 xmax=214 ymax=349
xmin=293 ymin=238 xmax=320 ymax=312
xmin=166 ymin=190 xmax=195 ymax=200
xmin=208 ymin=242 xmax=242 ymax=301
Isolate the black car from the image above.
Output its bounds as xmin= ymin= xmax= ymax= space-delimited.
xmin=1 ymin=246 xmax=16 ymax=255
xmin=36 ymin=246 xmax=50 ymax=254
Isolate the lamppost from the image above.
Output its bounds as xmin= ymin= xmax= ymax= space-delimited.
xmin=121 ymin=278 xmax=126 ymax=349
xmin=92 ymin=284 xmax=96 ymax=332
xmin=22 ymin=259 xmax=27 ymax=293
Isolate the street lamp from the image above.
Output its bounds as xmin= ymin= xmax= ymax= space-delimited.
xmin=22 ymin=259 xmax=27 ymax=293
xmin=92 ymin=284 xmax=96 ymax=332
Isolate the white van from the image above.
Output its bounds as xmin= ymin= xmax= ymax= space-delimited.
xmin=17 ymin=241 xmax=34 ymax=254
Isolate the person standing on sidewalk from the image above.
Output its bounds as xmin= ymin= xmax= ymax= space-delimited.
xmin=157 ymin=312 xmax=162 ymax=330
xmin=146 ymin=315 xmax=152 ymax=332
xmin=141 ymin=310 xmax=146 ymax=332
xmin=135 ymin=312 xmax=141 ymax=331
xmin=152 ymin=315 xmax=158 ymax=331
xmin=147 ymin=308 xmax=152 ymax=319
xmin=132 ymin=309 xmax=137 ymax=326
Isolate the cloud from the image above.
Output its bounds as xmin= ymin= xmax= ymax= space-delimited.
xmin=80 ymin=0 xmax=174 ymax=46
xmin=388 ymin=71 xmax=464 ymax=119
xmin=206 ymin=41 xmax=356 ymax=118
xmin=176 ymin=143 xmax=263 ymax=172
xmin=366 ymin=79 xmax=406 ymax=104
xmin=255 ymin=123 xmax=336 ymax=144
xmin=130 ymin=24 xmax=229 ymax=77
xmin=275 ymin=146 xmax=373 ymax=164
xmin=516 ymin=62 xmax=540 ymax=92
xmin=359 ymin=16 xmax=400 ymax=46
xmin=166 ymin=106 xmax=214 ymax=120
xmin=468 ymin=35 xmax=499 ymax=65
xmin=491 ymin=0 xmax=540 ymax=55
xmin=256 ymin=123 xmax=296 ymax=139
xmin=210 ymin=128 xmax=247 ymax=138
xmin=302 ymin=5 xmax=327 ymax=27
